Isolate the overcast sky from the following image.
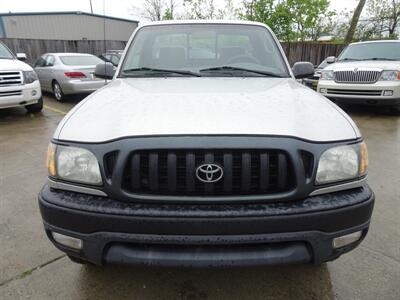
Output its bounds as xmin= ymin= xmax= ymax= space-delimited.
xmin=0 ymin=0 xmax=358 ymax=22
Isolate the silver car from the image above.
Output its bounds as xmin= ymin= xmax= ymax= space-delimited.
xmin=34 ymin=53 xmax=106 ymax=102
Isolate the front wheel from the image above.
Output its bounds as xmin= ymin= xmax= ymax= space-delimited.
xmin=52 ymin=81 xmax=65 ymax=102
xmin=67 ymin=255 xmax=90 ymax=265
xmin=25 ymin=97 xmax=43 ymax=113
xmin=392 ymin=104 xmax=400 ymax=115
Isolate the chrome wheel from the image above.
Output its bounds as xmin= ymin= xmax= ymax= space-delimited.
xmin=53 ymin=82 xmax=63 ymax=102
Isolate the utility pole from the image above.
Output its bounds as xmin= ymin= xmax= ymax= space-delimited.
xmin=89 ymin=0 xmax=94 ymax=14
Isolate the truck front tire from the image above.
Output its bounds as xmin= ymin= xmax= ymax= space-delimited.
xmin=67 ymin=255 xmax=89 ymax=265
xmin=25 ymin=97 xmax=43 ymax=113
xmin=392 ymin=104 xmax=400 ymax=115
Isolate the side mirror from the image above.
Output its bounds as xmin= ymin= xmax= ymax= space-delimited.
xmin=292 ymin=62 xmax=314 ymax=79
xmin=16 ymin=53 xmax=27 ymax=61
xmin=326 ymin=56 xmax=336 ymax=64
xmin=94 ymin=62 xmax=115 ymax=80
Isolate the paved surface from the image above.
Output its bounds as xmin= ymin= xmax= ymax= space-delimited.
xmin=0 ymin=94 xmax=399 ymax=300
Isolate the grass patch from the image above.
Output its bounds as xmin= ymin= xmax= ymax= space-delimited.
xmin=18 ymin=269 xmax=34 ymax=279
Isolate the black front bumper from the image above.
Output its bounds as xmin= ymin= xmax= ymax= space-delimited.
xmin=39 ymin=184 xmax=374 ymax=267
xmin=302 ymin=78 xmax=318 ymax=90
xmin=328 ymin=96 xmax=400 ymax=106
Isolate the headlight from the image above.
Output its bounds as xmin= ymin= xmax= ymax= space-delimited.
xmin=320 ymin=70 xmax=334 ymax=80
xmin=379 ymin=70 xmax=400 ymax=81
xmin=23 ymin=71 xmax=38 ymax=84
xmin=46 ymin=143 xmax=102 ymax=185
xmin=316 ymin=142 xmax=368 ymax=185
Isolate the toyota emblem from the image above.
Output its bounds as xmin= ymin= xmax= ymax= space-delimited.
xmin=196 ymin=164 xmax=223 ymax=183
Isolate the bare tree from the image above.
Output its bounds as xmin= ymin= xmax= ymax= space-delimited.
xmin=168 ymin=0 xmax=176 ymax=16
xmin=131 ymin=0 xmax=177 ymax=21
xmin=344 ymin=0 xmax=367 ymax=43
xmin=163 ymin=0 xmax=177 ymax=20
xmin=367 ymin=0 xmax=400 ymax=38
xmin=183 ymin=0 xmax=217 ymax=19
xmin=219 ymin=0 xmax=237 ymax=19
xmin=143 ymin=0 xmax=163 ymax=21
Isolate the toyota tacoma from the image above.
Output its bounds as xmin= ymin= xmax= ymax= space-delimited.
xmin=39 ymin=21 xmax=374 ymax=267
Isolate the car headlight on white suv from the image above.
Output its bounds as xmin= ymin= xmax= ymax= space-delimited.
xmin=46 ymin=143 xmax=102 ymax=185
xmin=23 ymin=71 xmax=38 ymax=84
xmin=379 ymin=70 xmax=400 ymax=81
xmin=316 ymin=142 xmax=368 ymax=185
xmin=320 ymin=70 xmax=334 ymax=80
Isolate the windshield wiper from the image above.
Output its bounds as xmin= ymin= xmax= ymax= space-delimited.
xmin=199 ymin=66 xmax=286 ymax=77
xmin=362 ymin=57 xmax=399 ymax=61
xmin=339 ymin=57 xmax=399 ymax=62
xmin=121 ymin=67 xmax=201 ymax=77
xmin=337 ymin=58 xmax=362 ymax=62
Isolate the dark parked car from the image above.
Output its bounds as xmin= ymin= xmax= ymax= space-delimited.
xmin=99 ymin=50 xmax=124 ymax=67
xmin=302 ymin=59 xmax=328 ymax=90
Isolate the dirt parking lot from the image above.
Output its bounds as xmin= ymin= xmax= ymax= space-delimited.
xmin=0 ymin=94 xmax=399 ymax=300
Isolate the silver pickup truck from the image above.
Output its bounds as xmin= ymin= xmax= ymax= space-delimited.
xmin=39 ymin=21 xmax=374 ymax=267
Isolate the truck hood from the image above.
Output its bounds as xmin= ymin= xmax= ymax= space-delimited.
xmin=0 ymin=58 xmax=33 ymax=71
xmin=325 ymin=60 xmax=400 ymax=71
xmin=55 ymin=77 xmax=359 ymax=143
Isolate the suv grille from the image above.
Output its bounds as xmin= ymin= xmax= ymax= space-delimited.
xmin=121 ymin=149 xmax=294 ymax=196
xmin=0 ymin=71 xmax=23 ymax=86
xmin=334 ymin=70 xmax=381 ymax=84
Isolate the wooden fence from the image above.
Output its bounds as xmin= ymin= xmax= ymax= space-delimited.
xmin=281 ymin=42 xmax=345 ymax=66
xmin=1 ymin=38 xmax=345 ymax=66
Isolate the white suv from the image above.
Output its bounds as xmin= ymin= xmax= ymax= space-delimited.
xmin=318 ymin=40 xmax=400 ymax=113
xmin=39 ymin=21 xmax=374 ymax=267
xmin=0 ymin=41 xmax=42 ymax=112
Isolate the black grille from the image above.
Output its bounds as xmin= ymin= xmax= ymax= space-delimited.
xmin=327 ymin=89 xmax=382 ymax=96
xmin=121 ymin=149 xmax=294 ymax=196
xmin=103 ymin=151 xmax=119 ymax=180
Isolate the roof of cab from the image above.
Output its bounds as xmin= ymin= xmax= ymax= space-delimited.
xmin=138 ymin=20 xmax=270 ymax=29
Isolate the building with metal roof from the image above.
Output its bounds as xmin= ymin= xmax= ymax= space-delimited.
xmin=0 ymin=11 xmax=139 ymax=41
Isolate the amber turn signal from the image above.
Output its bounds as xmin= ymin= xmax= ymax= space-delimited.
xmin=359 ymin=142 xmax=368 ymax=176
xmin=46 ymin=143 xmax=57 ymax=177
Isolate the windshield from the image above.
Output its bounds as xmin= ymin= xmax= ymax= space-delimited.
xmin=318 ymin=59 xmax=328 ymax=69
xmin=111 ymin=54 xmax=121 ymax=65
xmin=120 ymin=24 xmax=289 ymax=77
xmin=0 ymin=42 xmax=15 ymax=59
xmin=338 ymin=42 xmax=400 ymax=61
xmin=60 ymin=55 xmax=104 ymax=66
